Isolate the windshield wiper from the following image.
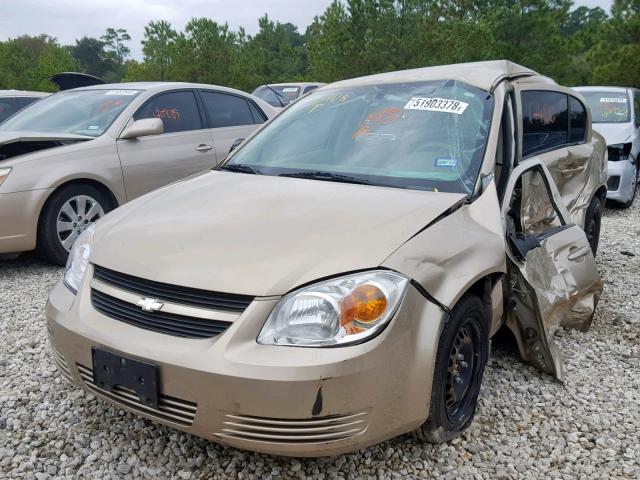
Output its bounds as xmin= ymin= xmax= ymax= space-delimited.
xmin=279 ymin=171 xmax=372 ymax=185
xmin=265 ymin=85 xmax=286 ymax=107
xmin=219 ymin=164 xmax=261 ymax=174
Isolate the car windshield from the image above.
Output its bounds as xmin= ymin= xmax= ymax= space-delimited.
xmin=252 ymin=85 xmax=301 ymax=108
xmin=0 ymin=89 xmax=141 ymax=137
xmin=580 ymin=91 xmax=630 ymax=124
xmin=226 ymin=80 xmax=493 ymax=194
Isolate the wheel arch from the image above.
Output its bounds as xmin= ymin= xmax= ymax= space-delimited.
xmin=448 ymin=272 xmax=504 ymax=334
xmin=36 ymin=178 xmax=119 ymax=241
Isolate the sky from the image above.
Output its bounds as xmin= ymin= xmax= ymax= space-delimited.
xmin=0 ymin=0 xmax=615 ymax=60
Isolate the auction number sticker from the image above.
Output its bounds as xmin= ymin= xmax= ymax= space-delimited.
xmin=600 ymin=97 xmax=627 ymax=103
xmin=404 ymin=97 xmax=468 ymax=114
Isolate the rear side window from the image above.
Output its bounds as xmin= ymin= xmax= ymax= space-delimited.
xmin=0 ymin=98 xmax=16 ymax=123
xmin=134 ymin=91 xmax=202 ymax=134
xmin=303 ymin=85 xmax=319 ymax=95
xmin=201 ymin=91 xmax=257 ymax=128
xmin=521 ymin=91 xmax=568 ymax=157
xmin=634 ymin=92 xmax=640 ymax=128
xmin=569 ymin=96 xmax=587 ymax=143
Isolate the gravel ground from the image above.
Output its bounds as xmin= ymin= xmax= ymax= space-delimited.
xmin=1 ymin=198 xmax=639 ymax=480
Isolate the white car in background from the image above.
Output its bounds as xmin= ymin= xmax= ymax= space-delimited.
xmin=575 ymin=86 xmax=640 ymax=207
xmin=0 ymin=90 xmax=49 ymax=123
xmin=252 ymin=82 xmax=325 ymax=109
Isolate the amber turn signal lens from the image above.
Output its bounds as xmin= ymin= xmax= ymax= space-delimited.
xmin=340 ymin=283 xmax=387 ymax=329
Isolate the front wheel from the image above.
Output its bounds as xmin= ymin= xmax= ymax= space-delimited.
xmin=37 ymin=184 xmax=111 ymax=265
xmin=416 ymin=295 xmax=489 ymax=443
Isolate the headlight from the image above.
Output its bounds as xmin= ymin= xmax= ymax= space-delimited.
xmin=0 ymin=167 xmax=11 ymax=186
xmin=63 ymin=223 xmax=95 ymax=294
xmin=257 ymin=271 xmax=409 ymax=347
xmin=607 ymin=143 xmax=632 ymax=162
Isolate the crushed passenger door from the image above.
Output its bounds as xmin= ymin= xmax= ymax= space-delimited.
xmin=501 ymin=160 xmax=602 ymax=381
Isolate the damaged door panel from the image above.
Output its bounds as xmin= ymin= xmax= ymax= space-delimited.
xmin=502 ymin=160 xmax=602 ymax=380
xmin=514 ymin=84 xmax=607 ymax=228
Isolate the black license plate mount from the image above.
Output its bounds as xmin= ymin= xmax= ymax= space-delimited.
xmin=92 ymin=347 xmax=159 ymax=409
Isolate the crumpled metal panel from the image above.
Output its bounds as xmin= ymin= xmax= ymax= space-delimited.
xmin=521 ymin=169 xmax=562 ymax=236
xmin=507 ymin=237 xmax=602 ymax=381
xmin=541 ymin=132 xmax=607 ymax=228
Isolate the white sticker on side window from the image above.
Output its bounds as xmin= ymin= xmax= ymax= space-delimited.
xmin=104 ymin=90 xmax=137 ymax=96
xmin=600 ymin=97 xmax=627 ymax=103
xmin=404 ymin=97 xmax=469 ymax=114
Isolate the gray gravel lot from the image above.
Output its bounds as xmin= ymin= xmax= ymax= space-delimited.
xmin=1 ymin=198 xmax=639 ymax=479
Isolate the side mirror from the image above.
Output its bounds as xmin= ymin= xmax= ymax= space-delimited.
xmin=229 ymin=138 xmax=245 ymax=153
xmin=120 ymin=118 xmax=163 ymax=139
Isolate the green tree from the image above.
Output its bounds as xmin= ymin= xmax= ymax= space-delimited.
xmin=101 ymin=27 xmax=132 ymax=63
xmin=141 ymin=20 xmax=178 ymax=80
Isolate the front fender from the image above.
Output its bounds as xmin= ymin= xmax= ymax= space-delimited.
xmin=382 ymin=181 xmax=506 ymax=310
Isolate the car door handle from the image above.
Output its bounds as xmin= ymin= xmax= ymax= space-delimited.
xmin=195 ymin=144 xmax=213 ymax=152
xmin=568 ymin=245 xmax=590 ymax=261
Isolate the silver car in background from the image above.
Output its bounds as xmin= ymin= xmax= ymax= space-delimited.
xmin=252 ymin=82 xmax=325 ymax=109
xmin=574 ymin=86 xmax=640 ymax=207
xmin=0 ymin=90 xmax=49 ymax=123
xmin=0 ymin=82 xmax=275 ymax=264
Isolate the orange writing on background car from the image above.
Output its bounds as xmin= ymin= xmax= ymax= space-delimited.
xmin=154 ymin=108 xmax=181 ymax=120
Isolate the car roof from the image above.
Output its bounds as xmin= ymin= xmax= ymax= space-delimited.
xmin=68 ymin=82 xmax=254 ymax=96
xmin=573 ymin=86 xmax=630 ymax=94
xmin=323 ymin=60 xmax=548 ymax=92
xmin=263 ymin=82 xmax=326 ymax=88
xmin=0 ymin=90 xmax=50 ymax=97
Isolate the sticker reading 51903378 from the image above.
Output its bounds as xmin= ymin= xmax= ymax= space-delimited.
xmin=404 ymin=97 xmax=469 ymax=115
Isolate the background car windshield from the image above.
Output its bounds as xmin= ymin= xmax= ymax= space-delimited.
xmin=252 ymin=85 xmax=301 ymax=107
xmin=229 ymin=80 xmax=493 ymax=194
xmin=581 ymin=91 xmax=630 ymax=124
xmin=0 ymin=89 xmax=140 ymax=137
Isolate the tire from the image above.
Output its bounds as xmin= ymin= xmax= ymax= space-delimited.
xmin=584 ymin=195 xmax=602 ymax=257
xmin=415 ymin=295 xmax=489 ymax=444
xmin=37 ymin=184 xmax=112 ymax=266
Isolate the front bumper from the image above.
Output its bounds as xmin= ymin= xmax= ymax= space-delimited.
xmin=46 ymin=269 xmax=445 ymax=457
xmin=606 ymin=159 xmax=636 ymax=203
xmin=0 ymin=189 xmax=51 ymax=254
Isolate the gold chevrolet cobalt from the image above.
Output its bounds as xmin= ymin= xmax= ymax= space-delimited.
xmin=47 ymin=61 xmax=605 ymax=456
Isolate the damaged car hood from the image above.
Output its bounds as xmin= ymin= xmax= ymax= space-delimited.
xmin=0 ymin=131 xmax=92 ymax=161
xmin=91 ymin=171 xmax=467 ymax=296
xmin=592 ymin=123 xmax=636 ymax=146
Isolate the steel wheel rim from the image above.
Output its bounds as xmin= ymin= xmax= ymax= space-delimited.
xmin=56 ymin=195 xmax=105 ymax=251
xmin=445 ymin=317 xmax=480 ymax=420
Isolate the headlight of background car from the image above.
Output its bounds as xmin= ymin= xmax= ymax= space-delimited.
xmin=258 ymin=271 xmax=409 ymax=347
xmin=0 ymin=167 xmax=12 ymax=186
xmin=63 ymin=224 xmax=95 ymax=294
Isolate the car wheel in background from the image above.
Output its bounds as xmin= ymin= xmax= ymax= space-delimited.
xmin=416 ymin=294 xmax=489 ymax=444
xmin=584 ymin=195 xmax=603 ymax=256
xmin=37 ymin=184 xmax=111 ymax=265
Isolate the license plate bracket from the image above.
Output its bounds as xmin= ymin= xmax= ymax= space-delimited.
xmin=92 ymin=348 xmax=159 ymax=409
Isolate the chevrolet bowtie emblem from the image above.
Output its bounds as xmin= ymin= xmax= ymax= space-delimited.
xmin=136 ymin=297 xmax=164 ymax=312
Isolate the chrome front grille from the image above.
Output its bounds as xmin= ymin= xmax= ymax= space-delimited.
xmin=77 ymin=364 xmax=197 ymax=426
xmin=51 ymin=348 xmax=72 ymax=381
xmin=93 ymin=264 xmax=254 ymax=312
xmin=215 ymin=412 xmax=369 ymax=444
